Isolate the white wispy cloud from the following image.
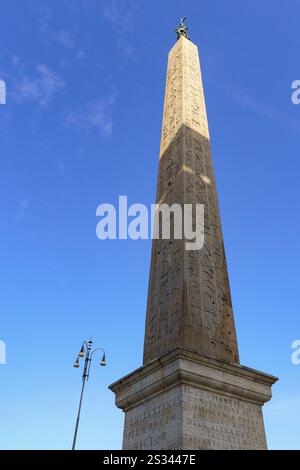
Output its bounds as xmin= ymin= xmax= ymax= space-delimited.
xmin=104 ymin=0 xmax=135 ymax=34
xmin=76 ymin=48 xmax=86 ymax=62
xmin=51 ymin=30 xmax=75 ymax=49
xmin=222 ymin=83 xmax=300 ymax=134
xmin=33 ymin=4 xmax=76 ymax=50
xmin=16 ymin=199 xmax=30 ymax=221
xmin=12 ymin=55 xmax=21 ymax=67
xmin=32 ymin=4 xmax=53 ymax=32
xmin=63 ymin=0 xmax=90 ymax=14
xmin=14 ymin=64 xmax=65 ymax=107
xmin=104 ymin=0 xmax=137 ymax=61
xmin=63 ymin=90 xmax=117 ymax=136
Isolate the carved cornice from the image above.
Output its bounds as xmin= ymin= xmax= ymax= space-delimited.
xmin=110 ymin=348 xmax=278 ymax=411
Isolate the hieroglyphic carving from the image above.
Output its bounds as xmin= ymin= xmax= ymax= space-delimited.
xmin=110 ymin=34 xmax=277 ymax=453
xmin=143 ymin=35 xmax=239 ymax=364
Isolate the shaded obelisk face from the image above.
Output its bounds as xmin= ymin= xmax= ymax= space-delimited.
xmin=109 ymin=29 xmax=278 ymax=451
xmin=143 ymin=36 xmax=239 ymax=365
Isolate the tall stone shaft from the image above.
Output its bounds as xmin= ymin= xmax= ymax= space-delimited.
xmin=110 ymin=32 xmax=278 ymax=451
xmin=143 ymin=35 xmax=239 ymax=365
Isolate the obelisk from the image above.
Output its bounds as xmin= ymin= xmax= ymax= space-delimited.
xmin=110 ymin=19 xmax=278 ymax=450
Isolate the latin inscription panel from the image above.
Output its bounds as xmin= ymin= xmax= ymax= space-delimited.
xmin=122 ymin=384 xmax=267 ymax=450
xmin=182 ymin=386 xmax=267 ymax=450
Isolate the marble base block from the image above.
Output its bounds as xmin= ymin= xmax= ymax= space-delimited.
xmin=109 ymin=348 xmax=278 ymax=450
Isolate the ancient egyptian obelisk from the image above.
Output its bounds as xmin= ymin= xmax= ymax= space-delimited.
xmin=110 ymin=19 xmax=277 ymax=450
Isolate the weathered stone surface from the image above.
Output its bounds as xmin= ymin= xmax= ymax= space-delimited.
xmin=109 ymin=33 xmax=278 ymax=450
xmin=143 ymin=35 xmax=239 ymax=365
xmin=110 ymin=348 xmax=277 ymax=449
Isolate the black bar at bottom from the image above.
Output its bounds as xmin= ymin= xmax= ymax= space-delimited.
xmin=0 ymin=450 xmax=298 ymax=465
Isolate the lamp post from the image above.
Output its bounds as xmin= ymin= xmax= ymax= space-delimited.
xmin=72 ymin=338 xmax=106 ymax=450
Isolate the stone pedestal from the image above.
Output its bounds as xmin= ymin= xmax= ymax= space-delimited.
xmin=109 ymin=348 xmax=277 ymax=450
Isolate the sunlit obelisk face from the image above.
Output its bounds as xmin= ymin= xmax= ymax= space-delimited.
xmin=143 ymin=34 xmax=239 ymax=365
xmin=110 ymin=21 xmax=278 ymax=451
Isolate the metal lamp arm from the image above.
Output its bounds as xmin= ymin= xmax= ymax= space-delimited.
xmin=90 ymin=347 xmax=105 ymax=359
xmin=86 ymin=348 xmax=106 ymax=380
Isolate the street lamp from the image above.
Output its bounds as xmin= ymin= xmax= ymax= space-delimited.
xmin=72 ymin=338 xmax=106 ymax=450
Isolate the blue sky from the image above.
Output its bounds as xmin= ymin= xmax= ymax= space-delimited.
xmin=0 ymin=0 xmax=300 ymax=450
